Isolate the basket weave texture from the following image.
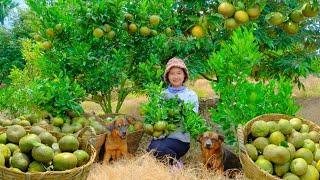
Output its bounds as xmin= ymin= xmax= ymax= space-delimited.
xmin=96 ymin=114 xmax=144 ymax=155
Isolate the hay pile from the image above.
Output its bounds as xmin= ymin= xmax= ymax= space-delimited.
xmin=88 ymin=135 xmax=244 ymax=180
xmin=87 ymin=152 xmax=243 ymax=180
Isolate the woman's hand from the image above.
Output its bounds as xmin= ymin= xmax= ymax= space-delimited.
xmin=153 ymin=135 xmax=167 ymax=140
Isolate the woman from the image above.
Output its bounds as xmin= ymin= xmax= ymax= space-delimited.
xmin=147 ymin=57 xmax=199 ymax=167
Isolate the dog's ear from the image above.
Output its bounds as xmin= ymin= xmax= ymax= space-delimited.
xmin=126 ymin=116 xmax=134 ymax=125
xmin=197 ymin=134 xmax=203 ymax=143
xmin=218 ymin=134 xmax=225 ymax=142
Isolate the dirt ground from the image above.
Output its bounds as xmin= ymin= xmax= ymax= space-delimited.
xmin=82 ymin=75 xmax=320 ymax=125
xmin=296 ymin=97 xmax=320 ymax=123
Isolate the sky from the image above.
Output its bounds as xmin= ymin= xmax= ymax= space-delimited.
xmin=3 ymin=0 xmax=28 ymax=29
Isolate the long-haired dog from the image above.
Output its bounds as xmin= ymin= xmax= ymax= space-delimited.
xmin=198 ymin=131 xmax=241 ymax=176
xmin=103 ymin=116 xmax=132 ymax=165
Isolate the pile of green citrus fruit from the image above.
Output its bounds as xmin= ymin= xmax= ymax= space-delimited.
xmin=245 ymin=117 xmax=320 ymax=179
xmin=0 ymin=125 xmax=90 ymax=172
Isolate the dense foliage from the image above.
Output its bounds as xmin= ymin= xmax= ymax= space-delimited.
xmin=209 ymin=28 xmax=300 ymax=145
xmin=142 ymin=83 xmax=209 ymax=139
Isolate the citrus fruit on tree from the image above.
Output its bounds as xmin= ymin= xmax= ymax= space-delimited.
xmin=283 ymin=22 xmax=299 ymax=35
xmin=107 ymin=31 xmax=116 ymax=40
xmin=46 ymin=28 xmax=55 ymax=37
xmin=129 ymin=23 xmax=138 ymax=34
xmin=218 ymin=2 xmax=235 ymax=18
xmin=234 ymin=10 xmax=249 ymax=24
xmin=124 ymin=13 xmax=134 ymax=20
xmin=55 ymin=23 xmax=63 ymax=32
xmin=225 ymin=18 xmax=239 ymax=30
xmin=41 ymin=41 xmax=52 ymax=50
xmin=122 ymin=22 xmax=128 ymax=30
xmin=93 ymin=28 xmax=104 ymax=38
xmin=140 ymin=26 xmax=151 ymax=36
xmin=267 ymin=12 xmax=285 ymax=25
xmin=165 ymin=27 xmax=173 ymax=35
xmin=191 ymin=25 xmax=204 ymax=38
xmin=33 ymin=34 xmax=42 ymax=42
xmin=103 ymin=24 xmax=112 ymax=32
xmin=302 ymin=2 xmax=319 ymax=17
xmin=290 ymin=10 xmax=304 ymax=23
xmin=151 ymin=29 xmax=158 ymax=36
xmin=149 ymin=15 xmax=160 ymax=26
xmin=247 ymin=5 xmax=261 ymax=19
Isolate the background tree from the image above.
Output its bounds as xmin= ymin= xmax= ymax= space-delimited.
xmin=0 ymin=0 xmax=18 ymax=25
xmin=0 ymin=0 xmax=318 ymax=127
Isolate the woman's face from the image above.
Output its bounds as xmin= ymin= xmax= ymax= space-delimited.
xmin=168 ymin=67 xmax=185 ymax=88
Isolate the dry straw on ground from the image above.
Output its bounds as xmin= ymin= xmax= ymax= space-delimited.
xmin=87 ymin=152 xmax=244 ymax=180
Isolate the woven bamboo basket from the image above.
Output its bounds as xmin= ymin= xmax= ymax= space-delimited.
xmin=98 ymin=113 xmax=144 ymax=154
xmin=0 ymin=129 xmax=96 ymax=180
xmin=79 ymin=113 xmax=144 ymax=161
xmin=237 ymin=113 xmax=320 ymax=180
xmin=76 ymin=126 xmax=106 ymax=162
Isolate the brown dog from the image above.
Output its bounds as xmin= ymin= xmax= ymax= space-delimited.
xmin=198 ymin=131 xmax=241 ymax=175
xmin=103 ymin=116 xmax=131 ymax=165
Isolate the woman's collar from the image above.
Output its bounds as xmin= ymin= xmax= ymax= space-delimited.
xmin=168 ymin=85 xmax=186 ymax=93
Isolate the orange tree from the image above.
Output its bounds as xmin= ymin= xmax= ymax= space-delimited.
xmin=2 ymin=0 xmax=319 ymax=118
xmin=170 ymin=0 xmax=319 ymax=85
xmin=167 ymin=0 xmax=319 ymax=144
xmin=14 ymin=0 xmax=178 ymax=115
